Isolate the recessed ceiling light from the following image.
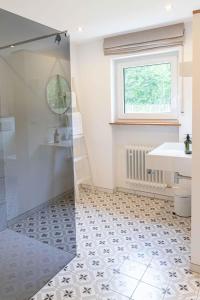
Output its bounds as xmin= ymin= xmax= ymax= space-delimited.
xmin=165 ymin=3 xmax=173 ymax=11
xmin=78 ymin=27 xmax=83 ymax=32
xmin=10 ymin=45 xmax=15 ymax=48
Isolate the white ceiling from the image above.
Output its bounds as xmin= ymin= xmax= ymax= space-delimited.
xmin=0 ymin=0 xmax=199 ymax=43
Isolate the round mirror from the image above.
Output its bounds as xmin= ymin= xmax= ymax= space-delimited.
xmin=46 ymin=74 xmax=70 ymax=114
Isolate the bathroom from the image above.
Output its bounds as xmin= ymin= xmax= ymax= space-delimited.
xmin=0 ymin=1 xmax=200 ymax=300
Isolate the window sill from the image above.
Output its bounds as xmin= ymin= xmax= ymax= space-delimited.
xmin=109 ymin=119 xmax=181 ymax=126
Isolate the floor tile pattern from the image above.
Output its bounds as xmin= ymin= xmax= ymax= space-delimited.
xmin=9 ymin=193 xmax=76 ymax=254
xmin=0 ymin=229 xmax=74 ymax=300
xmin=32 ymin=188 xmax=200 ymax=300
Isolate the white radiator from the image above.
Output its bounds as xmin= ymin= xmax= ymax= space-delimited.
xmin=126 ymin=145 xmax=167 ymax=188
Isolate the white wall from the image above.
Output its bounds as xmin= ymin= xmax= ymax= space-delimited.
xmin=191 ymin=12 xmax=200 ymax=268
xmin=72 ymin=41 xmax=114 ymax=189
xmin=179 ymin=22 xmax=193 ymax=141
xmin=71 ymin=22 xmax=192 ymax=191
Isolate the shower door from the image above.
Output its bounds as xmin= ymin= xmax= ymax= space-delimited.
xmin=0 ymin=9 xmax=76 ymax=300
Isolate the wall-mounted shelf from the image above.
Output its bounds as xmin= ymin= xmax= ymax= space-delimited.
xmin=109 ymin=119 xmax=181 ymax=126
xmin=42 ymin=141 xmax=72 ymax=148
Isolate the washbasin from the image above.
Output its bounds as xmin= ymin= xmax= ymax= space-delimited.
xmin=146 ymin=143 xmax=192 ymax=176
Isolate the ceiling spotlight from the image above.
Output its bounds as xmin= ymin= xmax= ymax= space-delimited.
xmin=78 ymin=27 xmax=83 ymax=32
xmin=165 ymin=3 xmax=173 ymax=11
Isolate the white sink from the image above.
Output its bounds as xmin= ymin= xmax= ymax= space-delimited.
xmin=146 ymin=143 xmax=192 ymax=176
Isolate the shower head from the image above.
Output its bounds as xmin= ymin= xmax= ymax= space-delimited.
xmin=55 ymin=33 xmax=61 ymax=44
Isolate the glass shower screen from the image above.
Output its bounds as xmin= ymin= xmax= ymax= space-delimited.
xmin=0 ymin=9 xmax=76 ymax=300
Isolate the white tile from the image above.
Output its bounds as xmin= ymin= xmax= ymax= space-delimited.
xmin=119 ymin=259 xmax=148 ymax=280
xmin=97 ymin=290 xmax=129 ymax=300
xmin=132 ymin=282 xmax=164 ymax=300
xmin=109 ymin=273 xmax=139 ymax=297
xmin=142 ymin=266 xmax=170 ymax=288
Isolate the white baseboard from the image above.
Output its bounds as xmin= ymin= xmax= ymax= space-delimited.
xmin=80 ymin=183 xmax=173 ymax=201
xmin=116 ymin=186 xmax=173 ymax=201
xmin=191 ymin=263 xmax=200 ymax=274
xmin=123 ymin=181 xmax=174 ymax=195
xmin=80 ymin=184 xmax=115 ymax=194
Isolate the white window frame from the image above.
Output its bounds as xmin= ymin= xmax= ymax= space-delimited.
xmin=114 ymin=48 xmax=180 ymax=120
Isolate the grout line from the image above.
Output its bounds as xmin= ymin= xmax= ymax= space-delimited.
xmin=130 ymin=255 xmax=180 ymax=300
xmin=107 ymin=259 xmax=150 ymax=299
xmin=130 ymin=279 xmax=143 ymax=299
xmin=109 ymin=288 xmax=133 ymax=299
xmin=108 ymin=290 xmax=130 ymax=299
xmin=129 ymin=264 xmax=151 ymax=299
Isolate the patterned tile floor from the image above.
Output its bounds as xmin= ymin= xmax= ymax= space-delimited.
xmin=31 ymin=188 xmax=200 ymax=300
xmin=10 ymin=193 xmax=76 ymax=254
xmin=0 ymin=229 xmax=74 ymax=300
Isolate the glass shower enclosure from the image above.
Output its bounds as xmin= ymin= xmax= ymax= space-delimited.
xmin=0 ymin=9 xmax=76 ymax=300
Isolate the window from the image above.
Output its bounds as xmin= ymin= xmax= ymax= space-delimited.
xmin=114 ymin=50 xmax=179 ymax=119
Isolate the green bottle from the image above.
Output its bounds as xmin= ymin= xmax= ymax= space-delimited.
xmin=184 ymin=134 xmax=192 ymax=154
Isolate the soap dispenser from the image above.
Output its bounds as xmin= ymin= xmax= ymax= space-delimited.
xmin=54 ymin=129 xmax=60 ymax=144
xmin=184 ymin=134 xmax=192 ymax=154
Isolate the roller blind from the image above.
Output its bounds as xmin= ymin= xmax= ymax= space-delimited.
xmin=103 ymin=23 xmax=184 ymax=55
